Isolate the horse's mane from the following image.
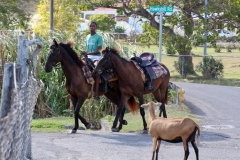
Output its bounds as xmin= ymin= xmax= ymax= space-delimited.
xmin=110 ymin=47 xmax=121 ymax=55
xmin=59 ymin=41 xmax=85 ymax=67
xmin=108 ymin=47 xmax=130 ymax=62
xmin=102 ymin=47 xmax=120 ymax=56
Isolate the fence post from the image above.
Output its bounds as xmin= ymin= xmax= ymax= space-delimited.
xmin=18 ymin=35 xmax=29 ymax=84
xmin=18 ymin=35 xmax=44 ymax=159
xmin=181 ymin=56 xmax=184 ymax=76
xmin=0 ymin=64 xmax=13 ymax=118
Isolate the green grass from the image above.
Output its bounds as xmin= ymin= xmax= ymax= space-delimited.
xmin=31 ymin=103 xmax=200 ymax=133
xmin=31 ymin=116 xmax=73 ymax=132
xmin=104 ymin=104 xmax=201 ymax=133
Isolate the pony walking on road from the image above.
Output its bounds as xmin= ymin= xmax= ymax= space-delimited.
xmin=93 ymin=47 xmax=170 ymax=132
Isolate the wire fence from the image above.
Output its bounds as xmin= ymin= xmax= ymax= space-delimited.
xmin=0 ymin=35 xmax=43 ymax=160
xmin=0 ymin=71 xmax=43 ymax=159
xmin=162 ymin=54 xmax=240 ymax=79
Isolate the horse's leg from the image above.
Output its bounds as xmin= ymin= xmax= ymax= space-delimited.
xmin=112 ymin=96 xmax=128 ymax=132
xmin=152 ymin=88 xmax=167 ymax=118
xmin=104 ymin=91 xmax=127 ymax=129
xmin=160 ymin=82 xmax=168 ymax=118
xmin=76 ymin=97 xmax=91 ymax=128
xmin=138 ymin=95 xmax=148 ymax=133
xmin=70 ymin=96 xmax=79 ymax=133
xmin=117 ymin=106 xmax=126 ymax=131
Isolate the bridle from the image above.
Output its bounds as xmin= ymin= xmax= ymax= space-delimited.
xmin=48 ymin=45 xmax=61 ymax=69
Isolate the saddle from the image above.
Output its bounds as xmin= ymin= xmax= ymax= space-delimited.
xmin=131 ymin=52 xmax=160 ymax=92
xmin=84 ymin=57 xmax=117 ymax=92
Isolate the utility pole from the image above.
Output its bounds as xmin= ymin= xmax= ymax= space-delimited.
xmin=158 ymin=12 xmax=163 ymax=62
xmin=50 ymin=0 xmax=54 ymax=39
xmin=204 ymin=0 xmax=208 ymax=57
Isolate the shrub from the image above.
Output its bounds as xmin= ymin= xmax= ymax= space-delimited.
xmin=114 ymin=26 xmax=126 ymax=33
xmin=226 ymin=44 xmax=232 ymax=52
xmin=195 ymin=56 xmax=224 ymax=79
xmin=214 ymin=45 xmax=222 ymax=53
xmin=166 ymin=44 xmax=176 ymax=55
xmin=173 ymin=58 xmax=194 ymax=77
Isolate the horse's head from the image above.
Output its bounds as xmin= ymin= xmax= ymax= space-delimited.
xmin=93 ymin=47 xmax=113 ymax=75
xmin=45 ymin=39 xmax=62 ymax=72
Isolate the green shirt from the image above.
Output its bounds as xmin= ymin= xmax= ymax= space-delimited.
xmin=86 ymin=33 xmax=103 ymax=56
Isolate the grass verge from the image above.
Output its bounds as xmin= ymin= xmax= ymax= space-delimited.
xmin=104 ymin=103 xmax=201 ymax=133
xmin=31 ymin=103 xmax=200 ymax=133
xmin=31 ymin=116 xmax=73 ymax=132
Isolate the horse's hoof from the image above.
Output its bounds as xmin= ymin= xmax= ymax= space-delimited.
xmin=86 ymin=123 xmax=92 ymax=129
xmin=111 ymin=128 xmax=119 ymax=132
xmin=70 ymin=130 xmax=77 ymax=133
xmin=141 ymin=129 xmax=148 ymax=134
xmin=122 ymin=120 xmax=128 ymax=125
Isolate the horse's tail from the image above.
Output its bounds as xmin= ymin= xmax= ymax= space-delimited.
xmin=159 ymin=62 xmax=170 ymax=105
xmin=126 ymin=96 xmax=139 ymax=114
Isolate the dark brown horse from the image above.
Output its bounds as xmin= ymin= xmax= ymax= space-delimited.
xmin=93 ymin=47 xmax=170 ymax=132
xmin=44 ymin=40 xmax=138 ymax=133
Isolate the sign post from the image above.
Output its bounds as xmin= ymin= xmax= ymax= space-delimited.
xmin=150 ymin=6 xmax=173 ymax=62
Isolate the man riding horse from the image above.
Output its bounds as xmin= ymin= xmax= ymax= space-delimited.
xmin=81 ymin=21 xmax=102 ymax=100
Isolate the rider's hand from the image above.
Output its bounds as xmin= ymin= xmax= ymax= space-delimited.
xmin=81 ymin=51 xmax=87 ymax=56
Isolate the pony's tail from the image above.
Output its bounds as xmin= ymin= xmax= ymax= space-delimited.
xmin=126 ymin=96 xmax=139 ymax=114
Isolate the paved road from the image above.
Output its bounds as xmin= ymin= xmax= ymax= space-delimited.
xmin=32 ymin=82 xmax=240 ymax=160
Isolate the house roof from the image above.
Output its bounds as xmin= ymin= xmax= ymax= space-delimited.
xmin=94 ymin=7 xmax=117 ymax=12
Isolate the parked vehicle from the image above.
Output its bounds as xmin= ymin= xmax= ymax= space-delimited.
xmin=216 ymin=29 xmax=238 ymax=42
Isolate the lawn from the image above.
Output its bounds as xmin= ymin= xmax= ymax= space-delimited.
xmin=132 ymin=44 xmax=240 ymax=80
xmin=105 ymin=103 xmax=201 ymax=133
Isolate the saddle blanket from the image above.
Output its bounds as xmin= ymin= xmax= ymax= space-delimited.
xmin=131 ymin=60 xmax=167 ymax=81
xmin=82 ymin=65 xmax=94 ymax=84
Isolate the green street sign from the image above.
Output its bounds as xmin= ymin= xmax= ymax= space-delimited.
xmin=150 ymin=6 xmax=174 ymax=13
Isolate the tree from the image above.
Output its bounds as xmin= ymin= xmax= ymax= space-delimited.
xmin=0 ymin=0 xmax=29 ymax=29
xmin=79 ymin=0 xmax=240 ymax=75
xmin=90 ymin=14 xmax=116 ymax=32
xmin=33 ymin=0 xmax=82 ymax=37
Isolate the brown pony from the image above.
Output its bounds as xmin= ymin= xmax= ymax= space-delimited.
xmin=44 ymin=39 xmax=138 ymax=133
xmin=93 ymin=47 xmax=170 ymax=132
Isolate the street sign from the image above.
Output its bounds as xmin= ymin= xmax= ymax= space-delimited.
xmin=149 ymin=6 xmax=174 ymax=62
xmin=150 ymin=6 xmax=173 ymax=13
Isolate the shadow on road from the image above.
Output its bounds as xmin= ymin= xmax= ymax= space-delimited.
xmin=184 ymin=100 xmax=206 ymax=116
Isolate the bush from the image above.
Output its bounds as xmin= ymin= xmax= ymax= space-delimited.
xmin=114 ymin=26 xmax=126 ymax=33
xmin=195 ymin=56 xmax=224 ymax=79
xmin=173 ymin=58 xmax=194 ymax=77
xmin=226 ymin=44 xmax=232 ymax=52
xmin=214 ymin=45 xmax=222 ymax=53
xmin=166 ymin=44 xmax=176 ymax=55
